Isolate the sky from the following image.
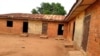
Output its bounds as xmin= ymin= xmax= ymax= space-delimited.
xmin=0 ymin=0 xmax=76 ymax=14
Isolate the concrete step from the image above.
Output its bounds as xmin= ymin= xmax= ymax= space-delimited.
xmin=55 ymin=37 xmax=65 ymax=40
xmin=40 ymin=35 xmax=48 ymax=39
xmin=64 ymin=41 xmax=73 ymax=48
xmin=68 ymin=51 xmax=84 ymax=56
xmin=20 ymin=33 xmax=28 ymax=37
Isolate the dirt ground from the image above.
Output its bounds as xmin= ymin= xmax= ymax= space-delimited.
xmin=0 ymin=34 xmax=75 ymax=56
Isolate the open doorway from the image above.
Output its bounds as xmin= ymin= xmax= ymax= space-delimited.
xmin=58 ymin=24 xmax=64 ymax=35
xmin=23 ymin=22 xmax=28 ymax=33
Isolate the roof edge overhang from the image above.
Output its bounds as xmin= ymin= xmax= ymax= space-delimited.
xmin=64 ymin=0 xmax=96 ymax=22
xmin=64 ymin=0 xmax=82 ymax=21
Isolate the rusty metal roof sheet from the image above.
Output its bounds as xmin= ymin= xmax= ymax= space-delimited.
xmin=0 ymin=13 xmax=65 ymax=21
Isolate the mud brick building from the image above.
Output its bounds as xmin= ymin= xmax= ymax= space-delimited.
xmin=65 ymin=0 xmax=100 ymax=56
xmin=0 ymin=13 xmax=67 ymax=38
xmin=0 ymin=0 xmax=100 ymax=56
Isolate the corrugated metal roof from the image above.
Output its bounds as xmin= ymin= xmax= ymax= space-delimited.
xmin=0 ymin=13 xmax=65 ymax=21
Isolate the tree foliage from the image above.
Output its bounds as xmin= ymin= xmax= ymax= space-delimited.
xmin=31 ymin=9 xmax=38 ymax=14
xmin=31 ymin=2 xmax=66 ymax=15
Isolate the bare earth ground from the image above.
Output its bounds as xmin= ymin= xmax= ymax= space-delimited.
xmin=0 ymin=35 xmax=75 ymax=56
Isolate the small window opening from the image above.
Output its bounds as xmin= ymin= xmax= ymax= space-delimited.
xmin=7 ymin=20 xmax=13 ymax=27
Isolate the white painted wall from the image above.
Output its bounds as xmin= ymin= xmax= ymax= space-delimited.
xmin=74 ymin=11 xmax=85 ymax=48
xmin=28 ymin=21 xmax=42 ymax=34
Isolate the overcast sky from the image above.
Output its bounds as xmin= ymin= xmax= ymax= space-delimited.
xmin=0 ymin=0 xmax=76 ymax=14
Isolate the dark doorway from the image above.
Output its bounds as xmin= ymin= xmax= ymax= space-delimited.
xmin=72 ymin=22 xmax=75 ymax=41
xmin=23 ymin=22 xmax=28 ymax=33
xmin=42 ymin=23 xmax=48 ymax=34
xmin=81 ymin=15 xmax=91 ymax=51
xmin=58 ymin=24 xmax=64 ymax=35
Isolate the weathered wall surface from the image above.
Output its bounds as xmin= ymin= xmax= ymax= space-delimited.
xmin=0 ymin=19 xmax=66 ymax=38
xmin=47 ymin=22 xmax=66 ymax=38
xmin=47 ymin=22 xmax=58 ymax=37
xmin=63 ymin=23 xmax=68 ymax=39
xmin=12 ymin=20 xmax=23 ymax=34
xmin=74 ymin=11 xmax=85 ymax=48
xmin=85 ymin=1 xmax=100 ymax=56
xmin=0 ymin=19 xmax=23 ymax=34
xmin=67 ymin=20 xmax=75 ymax=41
xmin=28 ymin=21 xmax=42 ymax=35
xmin=69 ymin=1 xmax=100 ymax=56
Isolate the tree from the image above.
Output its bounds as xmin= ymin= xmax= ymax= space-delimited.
xmin=31 ymin=2 xmax=66 ymax=15
xmin=37 ymin=2 xmax=52 ymax=14
xmin=31 ymin=9 xmax=38 ymax=14
xmin=51 ymin=3 xmax=66 ymax=15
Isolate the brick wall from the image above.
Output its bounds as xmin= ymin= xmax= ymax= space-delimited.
xmin=63 ymin=23 xmax=68 ymax=39
xmin=0 ymin=18 xmax=67 ymax=38
xmin=0 ymin=19 xmax=23 ymax=34
xmin=66 ymin=21 xmax=72 ymax=40
xmin=12 ymin=19 xmax=23 ymax=34
xmin=66 ymin=1 xmax=100 ymax=56
xmin=85 ymin=1 xmax=100 ymax=56
xmin=66 ymin=19 xmax=76 ymax=41
xmin=47 ymin=22 xmax=58 ymax=37
xmin=47 ymin=22 xmax=66 ymax=38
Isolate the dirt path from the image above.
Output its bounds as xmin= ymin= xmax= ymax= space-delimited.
xmin=0 ymin=35 xmax=70 ymax=56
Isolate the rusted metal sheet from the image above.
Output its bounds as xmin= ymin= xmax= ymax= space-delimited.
xmin=0 ymin=13 xmax=65 ymax=21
